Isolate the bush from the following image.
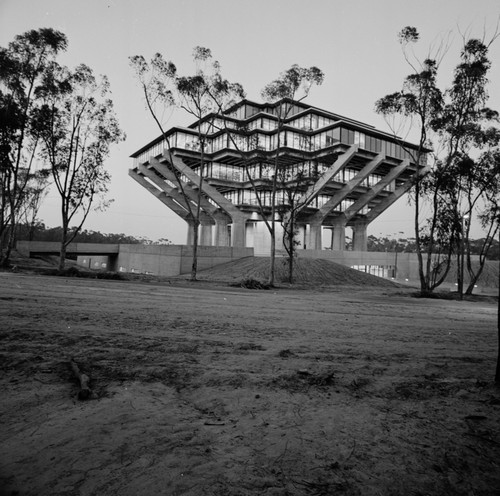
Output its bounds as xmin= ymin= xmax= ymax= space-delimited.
xmin=230 ymin=278 xmax=271 ymax=290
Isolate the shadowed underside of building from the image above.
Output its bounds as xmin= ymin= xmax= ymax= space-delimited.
xmin=130 ymin=98 xmax=428 ymax=255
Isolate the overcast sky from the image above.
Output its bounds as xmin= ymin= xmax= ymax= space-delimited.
xmin=1 ymin=0 xmax=499 ymax=242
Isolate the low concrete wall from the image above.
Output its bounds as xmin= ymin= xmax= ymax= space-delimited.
xmin=298 ymin=249 xmax=499 ymax=292
xmin=298 ymin=249 xmax=399 ymax=267
xmin=115 ymin=244 xmax=183 ymax=276
xmin=17 ymin=241 xmax=253 ymax=277
xmin=17 ymin=241 xmax=119 ymax=256
xmin=114 ymin=244 xmax=253 ymax=277
xmin=178 ymin=245 xmax=254 ymax=275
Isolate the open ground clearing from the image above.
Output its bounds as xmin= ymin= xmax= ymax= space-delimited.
xmin=0 ymin=271 xmax=499 ymax=495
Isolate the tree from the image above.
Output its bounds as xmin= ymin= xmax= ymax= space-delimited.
xmin=376 ymin=27 xmax=500 ymax=296
xmin=215 ymin=65 xmax=323 ymax=285
xmin=277 ymin=168 xmax=315 ymax=284
xmin=174 ymin=47 xmax=244 ymax=279
xmin=18 ymin=169 xmax=50 ymax=241
xmin=32 ymin=63 xmax=124 ymax=270
xmin=0 ymin=28 xmax=67 ymax=266
xmin=260 ymin=66 xmax=324 ymax=285
xmin=496 ymin=222 xmax=500 ymax=384
xmin=130 ymin=48 xmax=244 ymax=280
xmin=461 ymin=150 xmax=500 ymax=294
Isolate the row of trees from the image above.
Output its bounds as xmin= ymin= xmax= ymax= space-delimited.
xmin=375 ymin=27 xmax=500 ymax=298
xmin=366 ymin=234 xmax=499 ymax=260
xmin=14 ymin=221 xmax=169 ymax=246
xmin=0 ymin=28 xmax=124 ymax=270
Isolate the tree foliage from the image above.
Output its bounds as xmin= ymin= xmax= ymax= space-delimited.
xmin=130 ymin=47 xmax=244 ymax=281
xmin=15 ymin=222 xmax=168 ymax=245
xmin=0 ymin=28 xmax=68 ymax=265
xmin=260 ymin=65 xmax=324 ymax=285
xmin=32 ymin=63 xmax=124 ymax=270
xmin=375 ymin=26 xmax=500 ymax=296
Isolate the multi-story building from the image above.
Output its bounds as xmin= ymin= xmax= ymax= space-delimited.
xmin=130 ymin=98 xmax=428 ymax=254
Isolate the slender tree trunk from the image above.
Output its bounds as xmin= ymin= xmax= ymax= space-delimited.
xmin=191 ymin=219 xmax=199 ymax=281
xmin=289 ymin=211 xmax=294 ymax=284
xmin=269 ymin=225 xmax=276 ymax=286
xmin=465 ymin=261 xmax=485 ymax=295
xmin=458 ymin=229 xmax=465 ymax=300
xmin=59 ymin=219 xmax=68 ymax=271
xmin=414 ymin=175 xmax=428 ymax=295
xmin=59 ymin=242 xmax=67 ymax=271
xmin=495 ymin=227 xmax=500 ymax=384
xmin=465 ymin=228 xmax=497 ymax=295
xmin=1 ymin=208 xmax=17 ymax=267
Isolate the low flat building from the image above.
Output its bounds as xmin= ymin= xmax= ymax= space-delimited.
xmin=130 ymin=98 xmax=428 ymax=255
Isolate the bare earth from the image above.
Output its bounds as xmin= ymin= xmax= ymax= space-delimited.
xmin=0 ymin=271 xmax=499 ymax=496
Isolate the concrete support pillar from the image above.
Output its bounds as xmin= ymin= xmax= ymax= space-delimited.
xmin=214 ymin=217 xmax=230 ymax=247
xmin=331 ymin=220 xmax=346 ymax=251
xmin=326 ymin=227 xmax=334 ymax=250
xmin=352 ymin=222 xmax=368 ymax=252
xmin=297 ymin=224 xmax=307 ymax=250
xmin=186 ymin=221 xmax=195 ymax=246
xmin=231 ymin=219 xmax=246 ymax=248
xmin=200 ymin=223 xmax=213 ymax=246
xmin=308 ymin=222 xmax=323 ymax=250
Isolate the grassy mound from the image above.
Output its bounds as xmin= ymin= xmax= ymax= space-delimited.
xmin=196 ymin=256 xmax=400 ymax=288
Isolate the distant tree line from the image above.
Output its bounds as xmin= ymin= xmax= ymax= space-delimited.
xmin=14 ymin=222 xmax=170 ymax=246
xmin=366 ymin=234 xmax=499 ymax=260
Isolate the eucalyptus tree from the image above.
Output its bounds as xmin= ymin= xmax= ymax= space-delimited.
xmin=32 ymin=63 xmax=124 ymax=270
xmin=18 ymin=169 xmax=49 ymax=241
xmin=175 ymin=47 xmax=244 ymax=279
xmin=227 ymin=65 xmax=323 ymax=285
xmin=130 ymin=48 xmax=244 ymax=280
xmin=0 ymin=28 xmax=67 ymax=266
xmin=277 ymin=167 xmax=317 ymax=284
xmin=376 ymin=27 xmax=499 ymax=296
xmin=260 ymin=66 xmax=324 ymax=285
xmin=463 ymin=149 xmax=500 ymax=294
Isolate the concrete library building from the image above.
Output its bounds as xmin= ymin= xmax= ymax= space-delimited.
xmin=130 ymin=98 xmax=426 ymax=258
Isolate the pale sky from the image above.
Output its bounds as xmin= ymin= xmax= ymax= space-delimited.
xmin=1 ymin=0 xmax=499 ymax=242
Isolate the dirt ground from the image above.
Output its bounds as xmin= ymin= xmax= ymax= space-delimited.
xmin=0 ymin=271 xmax=499 ymax=496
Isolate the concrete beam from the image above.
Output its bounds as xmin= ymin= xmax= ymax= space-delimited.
xmin=310 ymin=152 xmax=386 ymax=223
xmin=137 ymin=163 xmax=196 ymax=214
xmin=292 ymin=144 xmax=359 ymax=214
xmin=166 ymin=153 xmax=248 ymax=223
xmin=364 ymin=163 xmax=431 ymax=222
xmin=148 ymin=158 xmax=223 ymax=218
xmin=129 ymin=169 xmax=192 ymax=221
xmin=344 ymin=159 xmax=411 ymax=221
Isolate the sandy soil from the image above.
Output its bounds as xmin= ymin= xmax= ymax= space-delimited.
xmin=0 ymin=271 xmax=499 ymax=496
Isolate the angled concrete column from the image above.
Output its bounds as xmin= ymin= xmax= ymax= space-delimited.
xmin=200 ymin=223 xmax=213 ymax=246
xmin=308 ymin=222 xmax=323 ymax=250
xmin=231 ymin=219 xmax=246 ymax=248
xmin=344 ymin=159 xmax=411 ymax=221
xmin=214 ymin=217 xmax=230 ymax=247
xmin=331 ymin=219 xmax=346 ymax=251
xmin=352 ymin=222 xmax=368 ymax=251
